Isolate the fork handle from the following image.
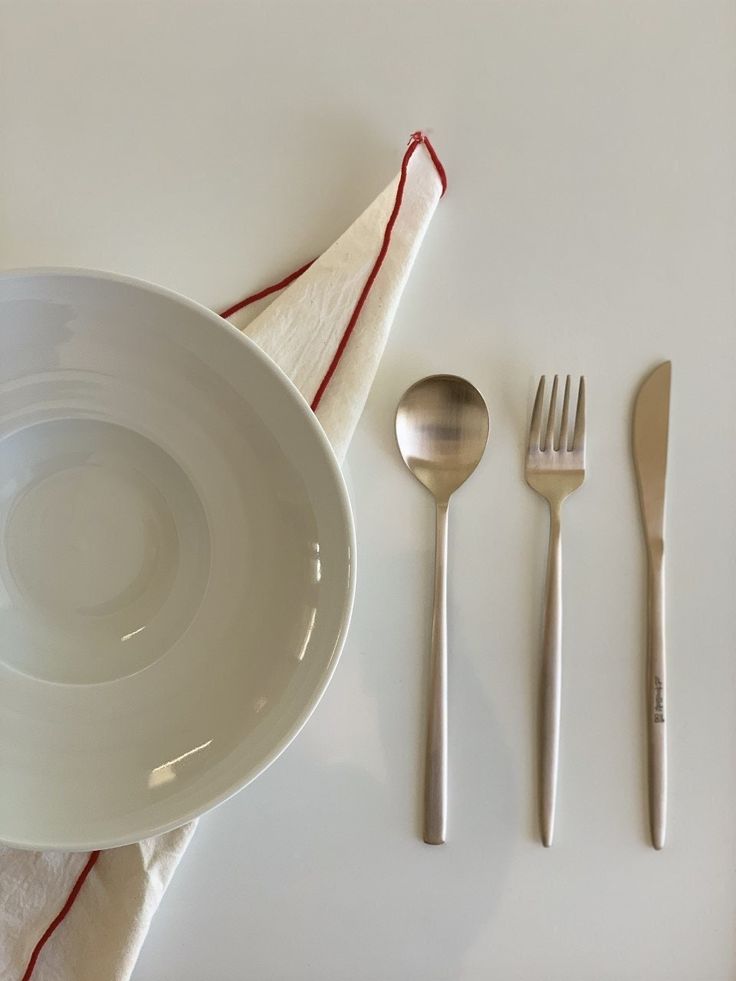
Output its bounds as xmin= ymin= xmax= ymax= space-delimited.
xmin=424 ymin=500 xmax=449 ymax=845
xmin=540 ymin=502 xmax=562 ymax=847
xmin=647 ymin=555 xmax=667 ymax=849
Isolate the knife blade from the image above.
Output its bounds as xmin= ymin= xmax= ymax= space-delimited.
xmin=632 ymin=360 xmax=671 ymax=850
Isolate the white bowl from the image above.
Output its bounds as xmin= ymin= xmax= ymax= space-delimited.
xmin=0 ymin=269 xmax=355 ymax=850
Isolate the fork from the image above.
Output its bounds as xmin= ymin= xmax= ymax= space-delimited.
xmin=525 ymin=375 xmax=586 ymax=847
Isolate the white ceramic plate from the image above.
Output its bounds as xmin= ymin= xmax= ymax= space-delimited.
xmin=0 ymin=269 xmax=355 ymax=850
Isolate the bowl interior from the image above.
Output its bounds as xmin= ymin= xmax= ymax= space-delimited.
xmin=0 ymin=270 xmax=354 ymax=849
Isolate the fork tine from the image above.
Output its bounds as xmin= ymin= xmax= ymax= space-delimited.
xmin=543 ymin=375 xmax=559 ymax=451
xmin=558 ymin=375 xmax=571 ymax=450
xmin=528 ymin=376 xmax=545 ymax=451
xmin=572 ymin=376 xmax=586 ymax=451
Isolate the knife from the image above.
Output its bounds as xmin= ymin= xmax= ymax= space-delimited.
xmin=632 ymin=361 xmax=671 ymax=850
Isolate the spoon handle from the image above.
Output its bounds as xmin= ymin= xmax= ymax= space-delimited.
xmin=425 ymin=500 xmax=449 ymax=845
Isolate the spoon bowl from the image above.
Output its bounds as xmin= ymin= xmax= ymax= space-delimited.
xmin=396 ymin=374 xmax=490 ymax=503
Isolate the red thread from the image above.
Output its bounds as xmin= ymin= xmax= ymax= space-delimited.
xmin=218 ymin=131 xmax=446 ymax=412
xmin=409 ymin=131 xmax=447 ymax=196
xmin=218 ymin=259 xmax=315 ymax=319
xmin=21 ymin=850 xmax=101 ymax=981
xmin=310 ymin=132 xmax=446 ymax=411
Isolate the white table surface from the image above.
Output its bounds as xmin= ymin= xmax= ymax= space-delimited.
xmin=3 ymin=2 xmax=736 ymax=978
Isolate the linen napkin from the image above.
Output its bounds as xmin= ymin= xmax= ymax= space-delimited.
xmin=0 ymin=132 xmax=446 ymax=981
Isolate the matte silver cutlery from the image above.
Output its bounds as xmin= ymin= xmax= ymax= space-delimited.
xmin=396 ymin=375 xmax=489 ymax=844
xmin=525 ymin=375 xmax=586 ymax=847
xmin=396 ymin=366 xmax=672 ymax=849
xmin=632 ymin=361 xmax=671 ymax=850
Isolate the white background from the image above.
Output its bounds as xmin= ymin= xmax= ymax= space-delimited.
xmin=2 ymin=2 xmax=736 ymax=978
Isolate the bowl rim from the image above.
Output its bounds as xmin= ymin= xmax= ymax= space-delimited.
xmin=0 ymin=266 xmax=357 ymax=851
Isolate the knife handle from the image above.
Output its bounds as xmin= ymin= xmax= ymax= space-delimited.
xmin=647 ymin=552 xmax=667 ymax=850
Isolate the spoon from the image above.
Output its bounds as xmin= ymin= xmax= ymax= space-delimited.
xmin=395 ymin=374 xmax=489 ymax=844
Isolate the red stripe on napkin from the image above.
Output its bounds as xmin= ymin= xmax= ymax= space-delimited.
xmin=219 ymin=259 xmax=316 ymax=320
xmin=21 ymin=850 xmax=101 ymax=981
xmin=220 ymin=132 xmax=446 ymax=411
xmin=310 ymin=132 xmax=445 ymax=410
